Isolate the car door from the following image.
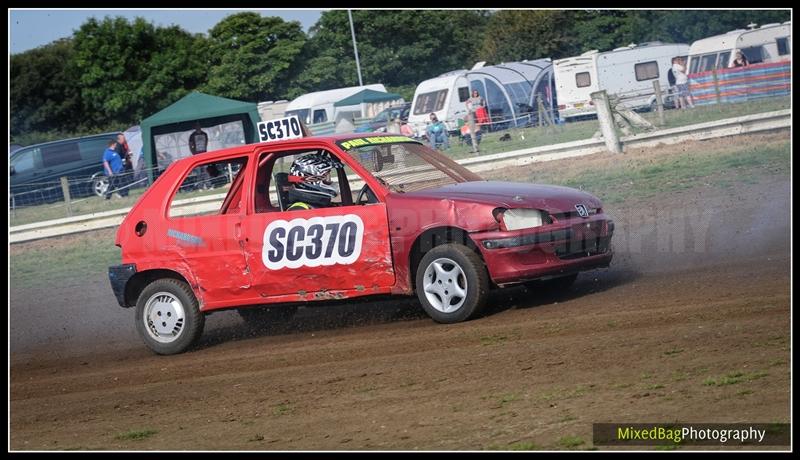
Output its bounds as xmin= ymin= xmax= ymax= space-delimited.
xmin=242 ymin=146 xmax=395 ymax=300
xmin=163 ymin=155 xmax=257 ymax=307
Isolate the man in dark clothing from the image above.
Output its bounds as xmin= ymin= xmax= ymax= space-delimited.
xmin=189 ymin=124 xmax=209 ymax=155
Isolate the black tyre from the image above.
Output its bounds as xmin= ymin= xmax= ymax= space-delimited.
xmin=135 ymin=278 xmax=205 ymax=355
xmin=415 ymin=243 xmax=490 ymax=323
xmin=238 ymin=305 xmax=298 ymax=327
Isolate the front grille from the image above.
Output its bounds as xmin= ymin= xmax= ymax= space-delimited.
xmin=555 ymin=236 xmax=611 ymax=259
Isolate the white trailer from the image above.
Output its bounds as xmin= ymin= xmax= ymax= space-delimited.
xmin=284 ymin=84 xmax=387 ymax=126
xmin=553 ymin=42 xmax=690 ymax=120
xmin=407 ymin=69 xmax=471 ymax=136
xmin=687 ymin=22 xmax=791 ymax=74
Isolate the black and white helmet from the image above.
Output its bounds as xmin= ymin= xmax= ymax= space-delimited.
xmin=289 ymin=153 xmax=341 ymax=200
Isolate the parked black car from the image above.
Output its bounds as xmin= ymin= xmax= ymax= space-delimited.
xmin=354 ymin=103 xmax=412 ymax=133
xmin=10 ymin=132 xmax=120 ymax=207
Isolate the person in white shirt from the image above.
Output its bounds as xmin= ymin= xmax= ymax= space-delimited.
xmin=672 ymin=58 xmax=694 ymax=109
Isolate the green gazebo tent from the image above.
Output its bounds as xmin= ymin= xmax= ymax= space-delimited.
xmin=140 ymin=92 xmax=261 ymax=183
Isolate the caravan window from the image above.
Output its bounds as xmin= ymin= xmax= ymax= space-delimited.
xmin=457 ymin=87 xmax=470 ymax=102
xmin=313 ymin=109 xmax=327 ymax=124
xmin=285 ymin=109 xmax=310 ymax=125
xmin=699 ymin=54 xmax=717 ymax=72
xmin=740 ymin=46 xmax=764 ymax=64
xmin=575 ymin=72 xmax=591 ymax=88
xmin=689 ymin=56 xmax=701 ymax=74
xmin=776 ymin=37 xmax=790 ymax=56
xmin=717 ymin=52 xmax=731 ymax=69
xmin=634 ymin=61 xmax=659 ymax=81
xmin=413 ymin=89 xmax=448 ymax=115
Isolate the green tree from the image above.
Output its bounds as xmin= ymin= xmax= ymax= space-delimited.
xmin=287 ymin=10 xmax=489 ymax=97
xmin=10 ymin=38 xmax=82 ymax=139
xmin=70 ymin=16 xmax=208 ymax=130
xmin=203 ymin=12 xmax=306 ymax=102
xmin=480 ymin=10 xmax=581 ymax=62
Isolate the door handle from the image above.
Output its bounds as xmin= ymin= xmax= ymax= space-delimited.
xmin=235 ymin=222 xmax=242 ymax=239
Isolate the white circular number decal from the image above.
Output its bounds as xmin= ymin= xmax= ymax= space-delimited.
xmin=262 ymin=215 xmax=364 ymax=270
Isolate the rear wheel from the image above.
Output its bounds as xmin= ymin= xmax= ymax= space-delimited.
xmin=92 ymin=175 xmax=109 ymax=197
xmin=135 ymin=278 xmax=205 ymax=355
xmin=415 ymin=244 xmax=489 ymax=323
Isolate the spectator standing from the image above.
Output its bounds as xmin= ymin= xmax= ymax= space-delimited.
xmin=465 ymin=90 xmax=485 ymax=153
xmin=189 ymin=123 xmax=209 ymax=155
xmin=672 ymin=57 xmax=694 ymax=109
xmin=102 ymin=139 xmax=128 ymax=199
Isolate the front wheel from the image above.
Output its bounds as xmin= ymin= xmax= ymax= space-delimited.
xmin=415 ymin=244 xmax=489 ymax=323
xmin=135 ymin=278 xmax=205 ymax=355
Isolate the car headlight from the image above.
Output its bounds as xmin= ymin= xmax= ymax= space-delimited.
xmin=493 ymin=208 xmax=550 ymax=231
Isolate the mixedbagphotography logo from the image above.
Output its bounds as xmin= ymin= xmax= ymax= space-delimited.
xmin=593 ymin=423 xmax=790 ymax=446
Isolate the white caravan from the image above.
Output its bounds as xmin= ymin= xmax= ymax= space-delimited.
xmin=687 ymin=22 xmax=791 ymax=74
xmin=408 ymin=59 xmax=555 ymax=136
xmin=553 ymin=42 xmax=690 ymax=120
xmin=284 ymin=84 xmax=387 ymax=126
xmin=407 ymin=69 xmax=471 ymax=136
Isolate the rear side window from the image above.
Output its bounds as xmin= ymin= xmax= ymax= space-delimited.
xmin=776 ymin=37 xmax=790 ymax=56
xmin=575 ymin=72 xmax=591 ymax=88
xmin=634 ymin=61 xmax=659 ymax=81
xmin=12 ymin=148 xmax=38 ymax=174
xmin=41 ymin=141 xmax=81 ymax=168
xmin=79 ymin=137 xmax=112 ymax=161
xmin=169 ymin=157 xmax=248 ymax=218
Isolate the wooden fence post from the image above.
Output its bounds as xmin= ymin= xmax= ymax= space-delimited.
xmin=60 ymin=176 xmax=73 ymax=217
xmin=712 ymin=70 xmax=722 ymax=105
xmin=590 ymin=90 xmax=622 ymax=154
xmin=653 ymin=80 xmax=665 ymax=126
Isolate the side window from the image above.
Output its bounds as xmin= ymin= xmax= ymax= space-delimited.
xmin=575 ymin=72 xmax=591 ymax=88
xmin=168 ymin=157 xmax=247 ymax=218
xmin=717 ymin=52 xmax=731 ymax=69
xmin=699 ymin=54 xmax=717 ymax=72
xmin=41 ymin=141 xmax=81 ymax=168
xmin=741 ymin=46 xmax=764 ymax=64
xmin=12 ymin=148 xmax=38 ymax=174
xmin=313 ymin=109 xmax=327 ymax=124
xmin=634 ymin=61 xmax=659 ymax=81
xmin=776 ymin=37 xmax=790 ymax=56
xmin=79 ymin=137 xmax=111 ymax=161
xmin=260 ymin=149 xmax=367 ymax=212
xmin=689 ymin=56 xmax=700 ymax=74
xmin=457 ymin=86 xmax=470 ymax=102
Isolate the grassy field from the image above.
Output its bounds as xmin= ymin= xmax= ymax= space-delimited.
xmin=9 ymin=95 xmax=789 ymax=226
xmin=10 ymin=133 xmax=790 ymax=293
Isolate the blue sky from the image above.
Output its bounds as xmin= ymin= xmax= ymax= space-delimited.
xmin=9 ymin=9 xmax=326 ymax=54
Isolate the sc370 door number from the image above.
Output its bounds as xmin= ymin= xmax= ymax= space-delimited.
xmin=262 ymin=215 xmax=364 ymax=270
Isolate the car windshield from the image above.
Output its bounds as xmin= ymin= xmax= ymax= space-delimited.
xmin=336 ymin=136 xmax=483 ymax=193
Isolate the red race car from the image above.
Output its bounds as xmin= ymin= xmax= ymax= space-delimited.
xmin=109 ymin=134 xmax=614 ymax=354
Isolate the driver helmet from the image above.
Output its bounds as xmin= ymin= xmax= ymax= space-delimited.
xmin=289 ymin=153 xmax=342 ymax=203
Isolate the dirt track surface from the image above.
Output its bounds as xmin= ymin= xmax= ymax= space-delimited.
xmin=9 ymin=134 xmax=791 ymax=450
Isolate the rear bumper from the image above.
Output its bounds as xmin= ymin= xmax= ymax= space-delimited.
xmin=108 ymin=264 xmax=137 ymax=307
xmin=471 ymin=219 xmax=614 ymax=286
